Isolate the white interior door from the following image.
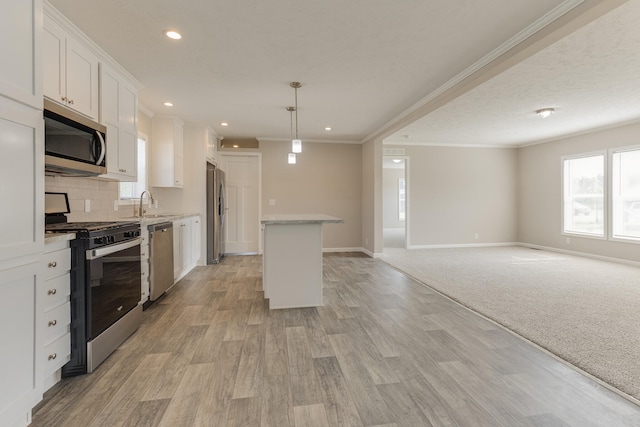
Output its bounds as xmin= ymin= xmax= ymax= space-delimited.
xmin=218 ymin=153 xmax=260 ymax=254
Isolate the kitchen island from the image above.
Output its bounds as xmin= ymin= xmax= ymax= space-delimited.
xmin=261 ymin=214 xmax=344 ymax=309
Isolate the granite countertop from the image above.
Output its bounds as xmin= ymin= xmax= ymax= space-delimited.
xmin=118 ymin=213 xmax=200 ymax=226
xmin=45 ymin=232 xmax=76 ymax=244
xmin=261 ymin=214 xmax=344 ymax=225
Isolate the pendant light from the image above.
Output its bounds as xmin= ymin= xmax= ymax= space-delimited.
xmin=290 ymin=82 xmax=302 ymax=153
xmin=286 ymin=106 xmax=296 ymax=164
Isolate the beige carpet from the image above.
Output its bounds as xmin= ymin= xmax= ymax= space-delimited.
xmin=380 ymin=245 xmax=640 ymax=402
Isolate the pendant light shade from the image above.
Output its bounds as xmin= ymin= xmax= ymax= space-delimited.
xmin=292 ymin=139 xmax=302 ymax=153
xmin=288 ymin=153 xmax=297 ymax=164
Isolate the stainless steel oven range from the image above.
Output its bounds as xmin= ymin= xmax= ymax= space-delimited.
xmin=45 ymin=220 xmax=142 ymax=375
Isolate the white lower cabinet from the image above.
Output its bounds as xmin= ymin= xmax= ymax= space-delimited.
xmin=173 ymin=215 xmax=200 ymax=282
xmin=0 ymin=262 xmax=40 ymax=427
xmin=41 ymin=240 xmax=72 ymax=392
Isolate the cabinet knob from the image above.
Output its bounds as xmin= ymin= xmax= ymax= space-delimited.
xmin=48 ymin=261 xmax=57 ymax=268
xmin=48 ymin=353 xmax=57 ymax=361
xmin=68 ymin=99 xmax=75 ymax=105
xmin=61 ymin=96 xmax=67 ymax=102
xmin=48 ymin=289 xmax=57 ymax=295
xmin=48 ymin=320 xmax=57 ymax=327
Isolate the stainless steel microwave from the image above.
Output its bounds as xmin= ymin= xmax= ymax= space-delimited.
xmin=44 ymin=99 xmax=107 ymax=176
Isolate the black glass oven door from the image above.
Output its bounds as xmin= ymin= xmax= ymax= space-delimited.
xmin=86 ymin=239 xmax=141 ymax=339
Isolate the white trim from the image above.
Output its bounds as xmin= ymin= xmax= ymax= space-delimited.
xmin=322 ymin=247 xmax=365 ymax=253
xmin=138 ymin=103 xmax=154 ymax=118
xmin=364 ymin=0 xmax=586 ymax=143
xmin=258 ymin=136 xmax=360 ymax=145
xmin=384 ymin=141 xmax=516 ymax=149
xmin=407 ymin=242 xmax=518 ymax=250
xmin=516 ymin=242 xmax=640 ymax=268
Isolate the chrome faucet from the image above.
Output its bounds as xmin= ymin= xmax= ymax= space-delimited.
xmin=139 ymin=190 xmax=154 ymax=218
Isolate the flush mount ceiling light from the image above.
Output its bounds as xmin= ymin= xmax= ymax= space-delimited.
xmin=290 ymin=82 xmax=302 ymax=154
xmin=536 ymin=107 xmax=555 ymax=118
xmin=165 ymin=30 xmax=182 ymax=40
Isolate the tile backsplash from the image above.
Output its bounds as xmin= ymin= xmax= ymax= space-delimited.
xmin=45 ymin=176 xmax=139 ymax=221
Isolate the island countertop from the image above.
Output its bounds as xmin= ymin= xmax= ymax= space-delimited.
xmin=261 ymin=214 xmax=344 ymax=225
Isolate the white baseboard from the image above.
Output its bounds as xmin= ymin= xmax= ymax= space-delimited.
xmin=323 ymin=247 xmax=366 ymax=253
xmin=516 ymin=242 xmax=640 ymax=268
xmin=407 ymin=242 xmax=519 ymax=250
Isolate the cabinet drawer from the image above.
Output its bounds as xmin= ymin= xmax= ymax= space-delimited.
xmin=42 ymin=272 xmax=71 ymax=311
xmin=43 ymin=333 xmax=71 ymax=376
xmin=43 ymin=302 xmax=71 ymax=346
xmin=43 ymin=248 xmax=71 ymax=280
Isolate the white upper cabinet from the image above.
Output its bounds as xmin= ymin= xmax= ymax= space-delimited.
xmin=99 ymin=63 xmax=138 ymax=181
xmin=43 ymin=14 xmax=99 ymax=120
xmin=206 ymin=127 xmax=218 ymax=164
xmin=0 ymin=0 xmax=42 ymax=109
xmin=152 ymin=117 xmax=184 ymax=188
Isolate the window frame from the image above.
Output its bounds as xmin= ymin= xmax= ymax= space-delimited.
xmin=561 ymin=150 xmax=607 ymax=240
xmin=609 ymin=144 xmax=640 ymax=244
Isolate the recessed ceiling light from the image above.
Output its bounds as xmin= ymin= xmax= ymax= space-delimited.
xmin=232 ymin=144 xmax=239 ymax=148
xmin=165 ymin=30 xmax=182 ymax=40
xmin=163 ymin=102 xmax=173 ymax=107
xmin=536 ymin=107 xmax=555 ymax=118
xmin=325 ymin=127 xmax=332 ymax=131
xmin=221 ymin=122 xmax=229 ymax=126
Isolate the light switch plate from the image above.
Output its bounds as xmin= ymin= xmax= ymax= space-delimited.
xmin=269 ymin=199 xmax=276 ymax=206
xmin=84 ymin=199 xmax=91 ymax=212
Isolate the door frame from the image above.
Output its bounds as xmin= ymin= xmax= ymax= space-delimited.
xmin=382 ymin=155 xmax=410 ymax=249
xmin=217 ymin=152 xmax=263 ymax=254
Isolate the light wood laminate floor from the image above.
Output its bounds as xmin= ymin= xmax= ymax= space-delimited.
xmin=32 ymin=253 xmax=640 ymax=427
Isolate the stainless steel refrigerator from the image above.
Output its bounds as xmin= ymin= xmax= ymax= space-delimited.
xmin=206 ymin=163 xmax=226 ymax=264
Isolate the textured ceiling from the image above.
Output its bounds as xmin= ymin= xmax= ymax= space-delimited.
xmin=48 ymin=0 xmax=638 ymax=147
xmin=385 ymin=0 xmax=640 ymax=147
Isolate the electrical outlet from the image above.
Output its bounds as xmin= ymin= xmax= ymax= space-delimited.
xmin=474 ymin=233 xmax=479 ymax=240
xmin=566 ymin=237 xmax=571 ymax=244
xmin=84 ymin=199 xmax=91 ymax=212
xmin=154 ymin=200 xmax=158 ymax=209
xmin=269 ymin=199 xmax=276 ymax=206
xmin=114 ymin=200 xmax=119 ymax=211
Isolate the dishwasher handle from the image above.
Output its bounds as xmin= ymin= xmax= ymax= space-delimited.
xmin=149 ymin=222 xmax=173 ymax=233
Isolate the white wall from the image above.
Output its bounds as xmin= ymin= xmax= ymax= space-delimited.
xmin=518 ymin=121 xmax=640 ymax=263
xmin=400 ymin=145 xmax=518 ymax=247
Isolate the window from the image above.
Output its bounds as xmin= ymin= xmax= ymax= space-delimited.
xmin=398 ymin=177 xmax=406 ymax=221
xmin=562 ymin=153 xmax=605 ymax=237
xmin=119 ymin=135 xmax=147 ymax=200
xmin=611 ymin=147 xmax=640 ymax=240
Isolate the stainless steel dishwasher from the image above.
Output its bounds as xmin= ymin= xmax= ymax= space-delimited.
xmin=149 ymin=222 xmax=175 ymax=301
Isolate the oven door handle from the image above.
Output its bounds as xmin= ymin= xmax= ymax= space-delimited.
xmin=86 ymin=237 xmax=142 ymax=260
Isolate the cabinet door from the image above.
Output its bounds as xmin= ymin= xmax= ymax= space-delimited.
xmin=182 ymin=220 xmax=192 ymax=271
xmin=42 ymin=15 xmax=66 ymax=107
xmin=65 ymin=37 xmax=99 ymax=119
xmin=0 ymin=0 xmax=41 ymax=108
xmin=174 ymin=121 xmax=184 ymax=187
xmin=0 ymin=262 xmax=41 ymax=427
xmin=100 ymin=64 xmax=137 ymax=180
xmin=191 ymin=217 xmax=201 ymax=265
xmin=0 ymin=103 xmax=44 ymax=262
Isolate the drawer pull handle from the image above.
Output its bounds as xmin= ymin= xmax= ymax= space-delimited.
xmin=48 ymin=353 xmax=57 ymax=360
xmin=48 ymin=320 xmax=57 ymax=327
xmin=48 ymin=261 xmax=57 ymax=268
xmin=48 ymin=289 xmax=57 ymax=295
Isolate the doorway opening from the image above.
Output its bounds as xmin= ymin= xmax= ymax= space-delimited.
xmin=383 ymin=156 xmax=407 ymax=249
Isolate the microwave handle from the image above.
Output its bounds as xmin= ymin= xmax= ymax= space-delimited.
xmin=95 ymin=131 xmax=106 ymax=166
